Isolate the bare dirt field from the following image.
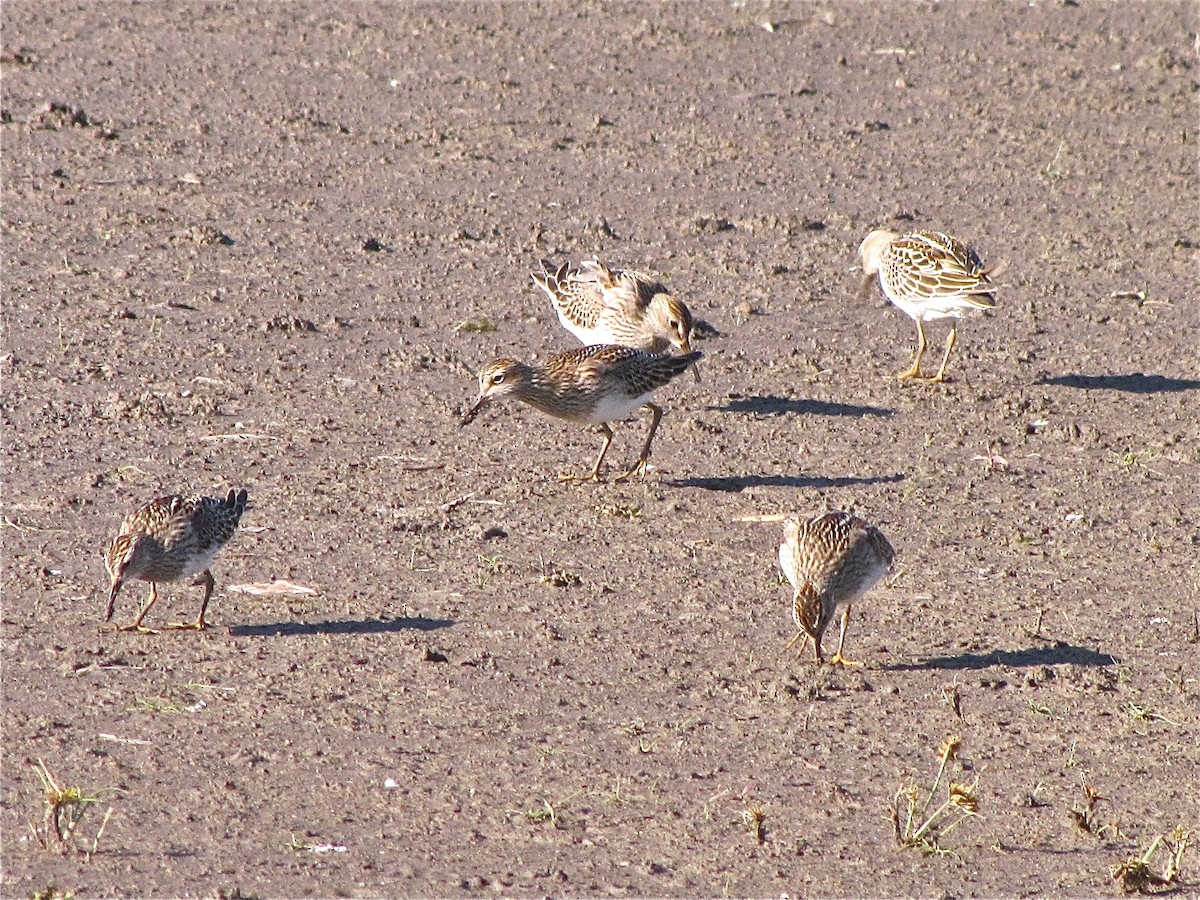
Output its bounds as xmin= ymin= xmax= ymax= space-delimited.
xmin=2 ymin=3 xmax=1198 ymax=898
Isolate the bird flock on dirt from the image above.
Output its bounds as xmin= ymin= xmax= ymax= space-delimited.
xmin=104 ymin=228 xmax=1001 ymax=664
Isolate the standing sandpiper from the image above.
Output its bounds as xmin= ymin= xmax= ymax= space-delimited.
xmin=778 ymin=511 xmax=895 ymax=665
xmin=859 ymin=229 xmax=999 ymax=382
xmin=462 ymin=345 xmax=701 ymax=482
xmin=104 ymin=488 xmax=249 ymax=632
xmin=532 ymin=259 xmax=697 ymax=375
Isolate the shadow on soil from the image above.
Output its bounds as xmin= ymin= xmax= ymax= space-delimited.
xmin=229 ymin=617 xmax=456 ymax=637
xmin=713 ymin=395 xmax=894 ymax=417
xmin=1037 ymin=373 xmax=1200 ymax=393
xmin=669 ymin=473 xmax=905 ymax=492
xmin=885 ymin=643 xmax=1117 ymax=671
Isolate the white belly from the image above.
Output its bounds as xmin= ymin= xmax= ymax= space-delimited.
xmin=884 ymin=288 xmax=974 ymax=322
xmin=556 ymin=309 xmax=610 ymax=345
xmin=180 ymin=546 xmax=219 ymax=578
xmin=582 ymin=389 xmax=654 ymax=425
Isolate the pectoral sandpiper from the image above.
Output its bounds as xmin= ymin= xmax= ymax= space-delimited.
xmin=104 ymin=488 xmax=249 ymax=632
xmin=462 ymin=344 xmax=701 ymax=482
xmin=859 ymin=229 xmax=999 ymax=382
xmin=532 ymin=259 xmax=698 ymax=378
xmin=778 ymin=511 xmax=895 ymax=665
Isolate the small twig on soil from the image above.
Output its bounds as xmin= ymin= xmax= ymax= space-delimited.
xmin=2 ymin=516 xmax=41 ymax=531
xmin=942 ymin=680 xmax=965 ymax=722
xmin=288 ymin=834 xmax=347 ymax=853
xmin=733 ymin=513 xmax=789 ymax=523
xmin=1120 ymin=702 xmax=1183 ymax=728
xmin=371 ymin=454 xmax=450 ymax=472
xmin=73 ymin=661 xmax=148 ymax=677
xmin=86 ymin=806 xmax=115 ymax=861
xmin=114 ymin=464 xmax=153 ymax=480
xmin=199 ymin=433 xmax=279 ymax=442
xmin=1021 ymin=607 xmax=1048 ymax=641
xmin=439 ymin=492 xmax=475 ymax=513
xmin=97 ymin=733 xmax=151 ymax=746
xmin=226 ymin=580 xmax=318 ymax=596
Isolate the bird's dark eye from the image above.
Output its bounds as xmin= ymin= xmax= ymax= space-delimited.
xmin=492 ymin=373 xmax=505 ymax=385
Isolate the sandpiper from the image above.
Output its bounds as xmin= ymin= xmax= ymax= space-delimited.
xmin=778 ymin=511 xmax=895 ymax=665
xmin=104 ymin=488 xmax=249 ymax=632
xmin=462 ymin=344 xmax=701 ymax=482
xmin=532 ymin=259 xmax=697 ymax=378
xmin=859 ymin=229 xmax=999 ymax=382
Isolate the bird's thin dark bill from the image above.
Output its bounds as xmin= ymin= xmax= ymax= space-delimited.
xmin=461 ymin=397 xmax=489 ymax=427
xmin=675 ymin=342 xmax=701 ymax=382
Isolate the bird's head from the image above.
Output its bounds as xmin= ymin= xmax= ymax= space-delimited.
xmin=857 ymin=229 xmax=897 ymax=300
xmin=649 ymin=293 xmax=696 ymax=355
xmin=857 ymin=229 xmax=897 ymax=277
xmin=461 ymin=358 xmax=530 ymax=426
xmin=103 ymin=532 xmax=143 ymax=621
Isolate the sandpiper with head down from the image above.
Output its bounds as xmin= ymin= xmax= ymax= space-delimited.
xmin=462 ymin=344 xmax=701 ymax=483
xmin=104 ymin=489 xmax=249 ymax=633
xmin=859 ymin=229 xmax=1000 ymax=383
xmin=532 ymin=258 xmax=699 ymax=379
xmin=778 ymin=511 xmax=895 ymax=666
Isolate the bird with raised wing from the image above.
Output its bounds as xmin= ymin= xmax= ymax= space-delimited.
xmin=532 ymin=259 xmax=698 ymax=379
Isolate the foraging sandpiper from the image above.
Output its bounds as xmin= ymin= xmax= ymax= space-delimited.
xmin=532 ymin=259 xmax=697 ymax=377
xmin=859 ymin=229 xmax=999 ymax=382
xmin=104 ymin=488 xmax=249 ymax=632
xmin=778 ymin=511 xmax=895 ymax=665
xmin=462 ymin=344 xmax=701 ymax=482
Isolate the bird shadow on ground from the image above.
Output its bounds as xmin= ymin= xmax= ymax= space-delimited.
xmin=1036 ymin=373 xmax=1200 ymax=393
xmin=713 ymin=395 xmax=894 ymax=417
xmin=883 ymin=642 xmax=1117 ymax=671
xmin=229 ymin=616 xmax=455 ymax=637
xmin=667 ymin=473 xmax=906 ymax=492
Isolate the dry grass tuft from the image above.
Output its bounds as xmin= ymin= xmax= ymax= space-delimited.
xmin=892 ymin=736 xmax=979 ymax=856
xmin=29 ymin=759 xmax=115 ymax=854
xmin=1111 ymin=827 xmax=1192 ymax=894
xmin=742 ymin=805 xmax=767 ymax=844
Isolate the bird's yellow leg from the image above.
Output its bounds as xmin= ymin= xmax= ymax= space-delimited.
xmin=826 ymin=605 xmax=861 ymax=666
xmin=928 ymin=325 xmax=958 ymax=383
xmin=897 ymin=320 xmax=927 ymax=380
xmin=560 ymin=424 xmax=614 ymax=483
xmin=118 ymin=584 xmax=160 ymax=634
xmin=167 ymin=571 xmax=214 ymax=630
xmin=615 ymin=404 xmax=662 ymax=482
xmin=785 ymin=630 xmax=811 ymax=657
xmin=117 ymin=622 xmax=160 ymax=634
